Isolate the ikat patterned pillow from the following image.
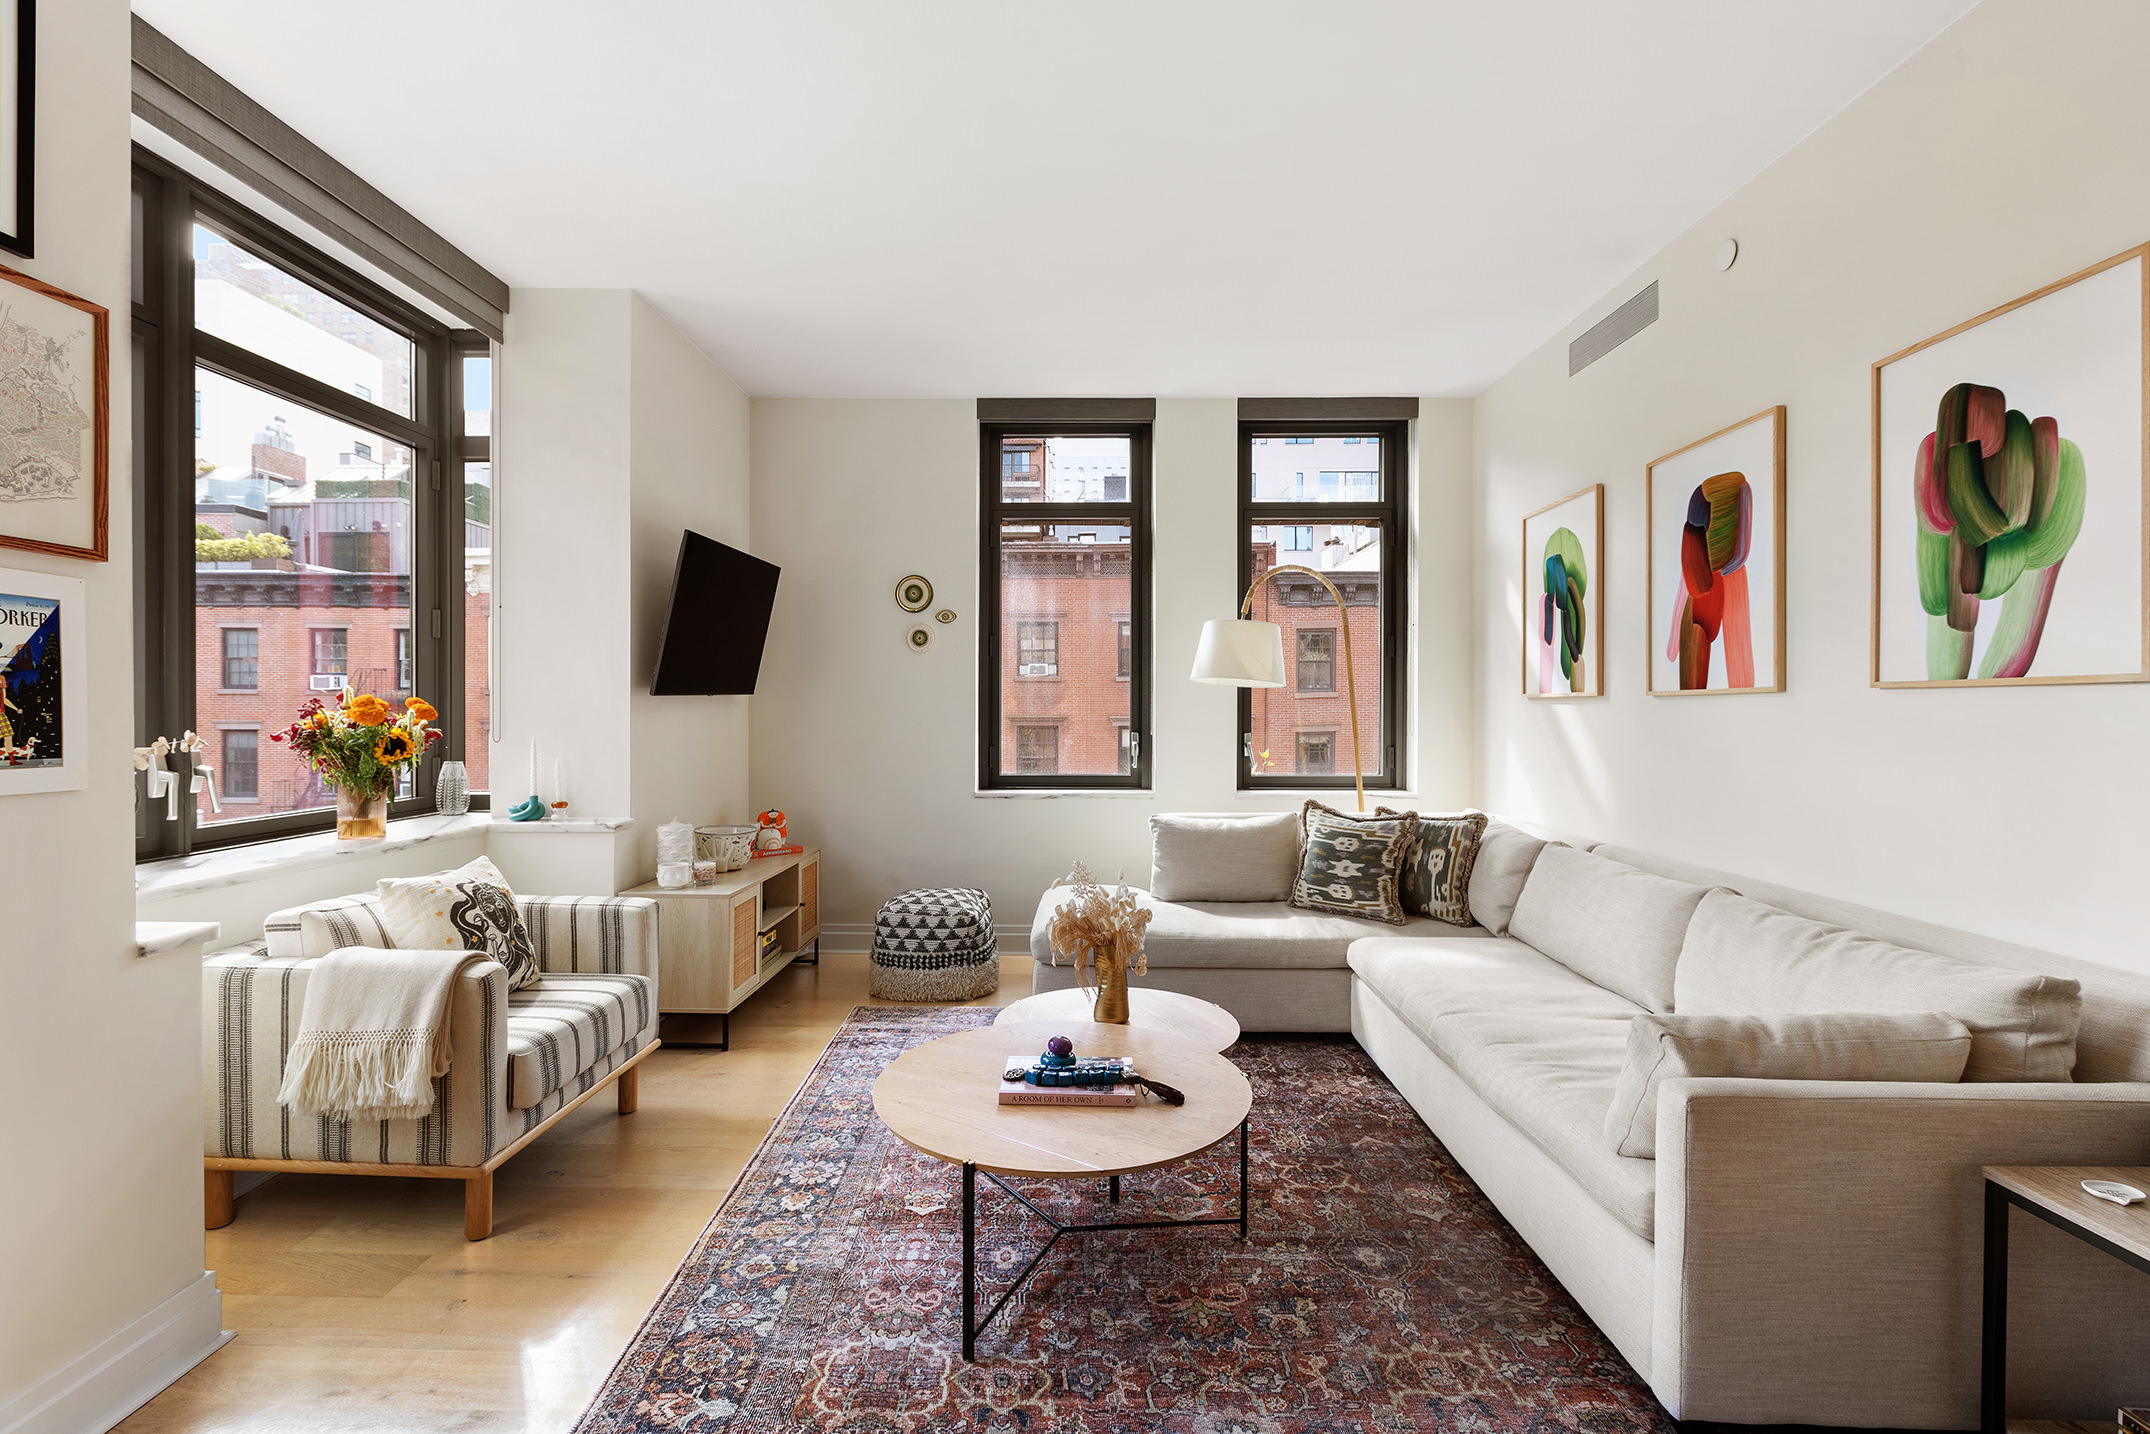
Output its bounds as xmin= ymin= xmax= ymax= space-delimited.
xmin=1378 ymin=808 xmax=1489 ymax=926
xmin=1290 ymin=801 xmax=1417 ymax=925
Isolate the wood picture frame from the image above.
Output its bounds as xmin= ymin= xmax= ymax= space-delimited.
xmin=0 ymin=260 xmax=109 ymax=562
xmin=1647 ymin=405 xmax=1787 ymax=696
xmin=1521 ymin=483 xmax=1603 ymax=699
xmin=0 ymin=0 xmax=30 ymax=259
xmin=1872 ymin=244 xmax=2148 ymax=688
xmin=0 ymin=563 xmax=84 ymax=794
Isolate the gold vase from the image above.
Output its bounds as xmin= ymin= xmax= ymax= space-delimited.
xmin=1092 ymin=952 xmax=1130 ymax=1024
xmin=335 ymin=785 xmax=390 ymax=841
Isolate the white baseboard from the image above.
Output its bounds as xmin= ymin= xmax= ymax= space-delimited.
xmin=0 ymin=1271 xmax=230 ymax=1434
xmin=820 ymin=922 xmax=1031 ymax=955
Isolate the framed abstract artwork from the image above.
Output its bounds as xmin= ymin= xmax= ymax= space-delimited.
xmin=0 ymin=564 xmax=83 ymax=795
xmin=1647 ymin=406 xmax=1787 ymax=695
xmin=1522 ymin=484 xmax=1602 ymax=698
xmin=0 ymin=0 xmax=30 ymax=258
xmin=1873 ymin=245 xmax=2147 ymax=688
xmin=0 ymin=261 xmax=108 ymax=562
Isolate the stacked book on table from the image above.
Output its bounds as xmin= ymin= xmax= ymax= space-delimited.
xmin=998 ymin=1054 xmax=1139 ymax=1107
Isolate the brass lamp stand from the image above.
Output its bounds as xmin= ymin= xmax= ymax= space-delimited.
xmin=1190 ymin=563 xmax=1365 ymax=812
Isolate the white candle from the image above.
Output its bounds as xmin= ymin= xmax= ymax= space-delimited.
xmin=554 ymin=758 xmax=565 ymax=805
xmin=527 ymin=739 xmax=537 ymax=797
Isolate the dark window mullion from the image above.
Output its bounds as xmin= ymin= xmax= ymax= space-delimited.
xmin=193 ymin=331 xmax=430 ymax=447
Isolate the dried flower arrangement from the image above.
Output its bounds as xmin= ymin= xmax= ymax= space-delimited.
xmin=1044 ymin=862 xmax=1152 ymax=1021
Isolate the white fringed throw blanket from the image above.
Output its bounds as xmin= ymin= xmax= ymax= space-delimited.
xmin=276 ymin=946 xmax=489 ymax=1121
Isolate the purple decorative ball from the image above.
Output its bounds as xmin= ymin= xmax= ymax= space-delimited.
xmin=1046 ymin=1035 xmax=1073 ymax=1058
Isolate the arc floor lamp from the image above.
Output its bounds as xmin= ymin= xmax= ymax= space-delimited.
xmin=1190 ymin=563 xmax=1365 ymax=812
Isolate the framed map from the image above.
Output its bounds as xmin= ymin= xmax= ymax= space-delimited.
xmin=0 ymin=261 xmax=107 ymax=562
xmin=0 ymin=564 xmax=82 ymax=795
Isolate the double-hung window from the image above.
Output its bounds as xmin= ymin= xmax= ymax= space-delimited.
xmin=979 ymin=409 xmax=1151 ymax=790
xmin=1240 ymin=416 xmax=1407 ymax=792
xmin=133 ymin=150 xmax=492 ymax=858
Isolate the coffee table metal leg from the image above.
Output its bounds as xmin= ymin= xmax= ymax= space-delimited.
xmin=1239 ymin=1118 xmax=1250 ymax=1241
xmin=962 ymin=1162 xmax=977 ymax=1364
xmin=1981 ymin=1179 xmax=2008 ymax=1434
xmin=1108 ymin=1175 xmax=1120 ymax=1204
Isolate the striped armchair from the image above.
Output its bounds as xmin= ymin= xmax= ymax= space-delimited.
xmin=203 ymin=892 xmax=660 ymax=1239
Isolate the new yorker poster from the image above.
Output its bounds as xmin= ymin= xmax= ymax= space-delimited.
xmin=0 ymin=565 xmax=82 ymax=794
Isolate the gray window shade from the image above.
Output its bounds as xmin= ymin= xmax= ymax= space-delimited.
xmin=1237 ymin=397 xmax=1420 ymax=421
xmin=131 ymin=17 xmax=509 ymax=342
xmin=977 ymin=398 xmax=1156 ymax=423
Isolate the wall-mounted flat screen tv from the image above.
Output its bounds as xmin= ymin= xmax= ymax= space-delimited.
xmin=650 ymin=531 xmax=781 ymax=695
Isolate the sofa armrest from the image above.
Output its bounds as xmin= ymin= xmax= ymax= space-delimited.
xmin=516 ymin=895 xmax=660 ymax=984
xmin=203 ymin=949 xmax=511 ymax=1164
xmin=1652 ymin=1077 xmax=2150 ymax=1427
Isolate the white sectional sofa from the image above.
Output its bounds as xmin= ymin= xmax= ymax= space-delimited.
xmin=1026 ymin=815 xmax=2150 ymax=1427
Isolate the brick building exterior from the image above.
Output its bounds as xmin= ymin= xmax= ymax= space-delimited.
xmin=998 ymin=534 xmax=1133 ymax=776
xmin=1246 ymin=538 xmax=1383 ymax=779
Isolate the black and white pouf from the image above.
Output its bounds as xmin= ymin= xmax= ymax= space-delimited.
xmin=868 ymin=887 xmax=999 ymax=1002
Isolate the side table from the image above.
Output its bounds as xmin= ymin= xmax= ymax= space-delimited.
xmin=625 ymin=846 xmax=821 ymax=1050
xmin=1981 ymin=1165 xmax=2150 ymax=1433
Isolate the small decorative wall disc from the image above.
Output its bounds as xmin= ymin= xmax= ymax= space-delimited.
xmin=895 ymin=575 xmax=933 ymax=612
xmin=906 ymin=623 xmax=933 ymax=651
xmin=934 ymin=608 xmax=957 ymax=624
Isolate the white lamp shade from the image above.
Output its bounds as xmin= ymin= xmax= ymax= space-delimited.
xmin=1190 ymin=618 xmax=1287 ymax=687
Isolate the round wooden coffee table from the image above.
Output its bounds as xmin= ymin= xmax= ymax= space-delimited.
xmin=994 ymin=986 xmax=1241 ymax=1053
xmin=873 ymin=1021 xmax=1253 ymax=1359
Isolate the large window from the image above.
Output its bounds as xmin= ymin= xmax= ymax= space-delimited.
xmin=980 ymin=422 xmax=1151 ymax=789
xmin=134 ymin=151 xmax=492 ymax=858
xmin=1241 ymin=419 xmax=1407 ymax=791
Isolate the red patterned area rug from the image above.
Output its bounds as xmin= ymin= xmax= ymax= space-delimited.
xmin=575 ymin=1005 xmax=1674 ymax=1434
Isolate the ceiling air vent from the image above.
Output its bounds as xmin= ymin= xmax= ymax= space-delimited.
xmin=1568 ymin=281 xmax=1659 ymax=376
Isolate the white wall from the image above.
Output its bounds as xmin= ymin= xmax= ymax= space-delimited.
xmin=748 ymin=396 xmax=1475 ymax=942
xmin=627 ymin=295 xmax=752 ymax=885
xmin=1473 ymin=0 xmax=2150 ymax=974
xmin=0 ymin=0 xmax=224 ymax=1418
xmin=496 ymin=290 xmax=750 ymax=892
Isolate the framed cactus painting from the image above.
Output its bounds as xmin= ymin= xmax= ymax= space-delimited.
xmin=1648 ymin=406 xmax=1787 ymax=695
xmin=1522 ymin=484 xmax=1602 ymax=698
xmin=1873 ymin=246 xmax=2148 ymax=687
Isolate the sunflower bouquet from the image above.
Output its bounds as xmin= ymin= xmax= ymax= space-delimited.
xmin=270 ymin=687 xmax=442 ymax=799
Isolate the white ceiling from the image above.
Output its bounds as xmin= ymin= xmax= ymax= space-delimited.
xmin=134 ymin=1 xmax=1977 ymax=398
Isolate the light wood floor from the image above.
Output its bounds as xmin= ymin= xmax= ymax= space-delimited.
xmin=117 ymin=952 xmax=1026 ymax=1434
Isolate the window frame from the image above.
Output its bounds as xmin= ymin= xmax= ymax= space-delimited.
xmin=221 ymin=727 xmax=261 ymax=800
xmin=219 ymin=625 xmax=259 ymax=692
xmin=978 ymin=419 xmax=1152 ymax=791
xmin=1237 ymin=417 xmax=1408 ymax=794
xmin=1296 ymin=627 xmax=1336 ymax=693
xmin=134 ymin=147 xmax=485 ymax=860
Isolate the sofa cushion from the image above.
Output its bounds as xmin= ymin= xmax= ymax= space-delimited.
xmin=1350 ymin=937 xmax=1654 ymax=1238
xmin=1602 ymin=1011 xmax=1973 ymax=1158
xmin=1674 ymin=889 xmax=2083 ymax=1082
xmin=1466 ymin=821 xmax=1556 ymax=936
xmin=1032 ymin=888 xmax=1488 ymax=972
xmin=1149 ymin=812 xmax=1299 ymax=903
xmin=1377 ymin=809 xmax=1488 ymax=925
xmin=1291 ymin=802 xmax=1414 ymax=924
xmin=1507 ymin=845 xmax=1710 ymax=1013
xmin=505 ymin=972 xmax=654 ymax=1109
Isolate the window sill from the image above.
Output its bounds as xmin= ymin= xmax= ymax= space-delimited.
xmin=135 ymin=811 xmax=489 ymax=907
xmin=975 ymin=787 xmax=1153 ymax=799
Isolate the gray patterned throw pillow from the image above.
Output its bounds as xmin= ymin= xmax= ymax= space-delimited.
xmin=1378 ymin=808 xmax=1489 ymax=926
xmin=1289 ymin=801 xmax=1417 ymax=924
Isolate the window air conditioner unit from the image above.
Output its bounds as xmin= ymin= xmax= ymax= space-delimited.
xmin=1022 ymin=663 xmax=1052 ymax=677
xmin=309 ymin=674 xmax=344 ymax=691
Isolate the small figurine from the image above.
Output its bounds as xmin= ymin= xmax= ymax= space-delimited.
xmin=1004 ymin=1036 xmax=1186 ymax=1105
xmin=754 ymin=808 xmax=804 ymax=856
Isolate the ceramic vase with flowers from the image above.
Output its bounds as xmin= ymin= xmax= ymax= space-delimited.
xmin=270 ymin=688 xmax=443 ymax=840
xmin=1043 ymin=862 xmax=1153 ymax=1024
